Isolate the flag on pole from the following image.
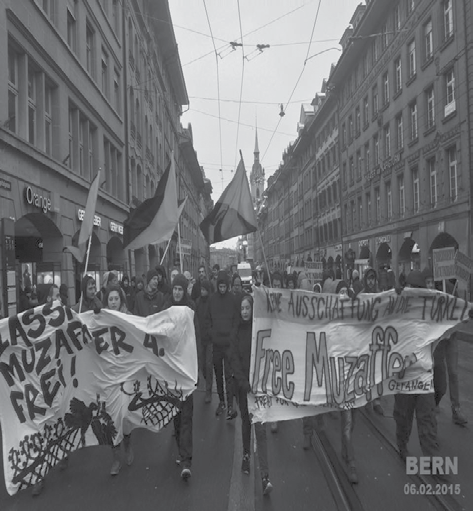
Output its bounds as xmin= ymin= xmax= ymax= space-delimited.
xmin=123 ymin=157 xmax=185 ymax=250
xmin=200 ymin=153 xmax=257 ymax=244
xmin=64 ymin=170 xmax=101 ymax=262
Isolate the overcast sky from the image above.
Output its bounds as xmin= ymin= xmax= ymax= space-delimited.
xmin=168 ymin=0 xmax=363 ymax=247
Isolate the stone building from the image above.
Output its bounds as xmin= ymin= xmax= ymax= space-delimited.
xmin=0 ymin=0 xmax=210 ymax=315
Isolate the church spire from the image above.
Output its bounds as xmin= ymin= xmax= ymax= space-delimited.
xmin=254 ymin=128 xmax=259 ymax=162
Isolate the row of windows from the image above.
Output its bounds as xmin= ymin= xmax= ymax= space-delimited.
xmin=8 ymin=42 xmax=56 ymax=155
xmin=267 ymin=217 xmax=341 ymax=255
xmin=341 ymin=0 xmax=454 ymax=107
xmin=342 ymin=67 xmax=456 ymax=151
xmin=344 ymin=146 xmax=459 ymax=234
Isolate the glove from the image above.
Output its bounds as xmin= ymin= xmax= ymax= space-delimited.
xmin=93 ymin=305 xmax=102 ymax=314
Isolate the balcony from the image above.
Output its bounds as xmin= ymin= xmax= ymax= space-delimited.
xmin=130 ymin=122 xmax=136 ymax=139
xmin=128 ymin=52 xmax=135 ymax=70
xmin=137 ymin=132 xmax=142 ymax=148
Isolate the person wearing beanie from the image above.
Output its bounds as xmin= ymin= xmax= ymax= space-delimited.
xmin=228 ymin=294 xmax=273 ymax=496
xmin=155 ymin=264 xmax=172 ymax=298
xmin=196 ymin=279 xmax=213 ymax=403
xmin=393 ymin=273 xmax=441 ymax=460
xmin=133 ymin=269 xmax=164 ymax=317
xmin=206 ymin=270 xmax=239 ymax=420
xmin=162 ymin=273 xmax=199 ymax=480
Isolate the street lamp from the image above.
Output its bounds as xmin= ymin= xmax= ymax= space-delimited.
xmin=242 ymin=240 xmax=248 ymax=261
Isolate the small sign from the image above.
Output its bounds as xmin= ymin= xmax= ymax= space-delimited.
xmin=0 ymin=177 xmax=12 ymax=191
xmin=78 ymin=209 xmax=101 ymax=227
xmin=433 ymin=247 xmax=456 ymax=281
xmin=454 ymin=250 xmax=472 ymax=284
xmin=110 ymin=221 xmax=124 ymax=235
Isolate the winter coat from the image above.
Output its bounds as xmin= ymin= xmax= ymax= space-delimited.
xmin=195 ymin=295 xmax=211 ymax=345
xmin=133 ymin=286 xmax=164 ymax=317
xmin=229 ymin=317 xmax=252 ymax=390
xmin=121 ymin=284 xmax=135 ymax=312
xmin=206 ymin=271 xmax=239 ymax=348
xmin=73 ymin=276 xmax=103 ymax=313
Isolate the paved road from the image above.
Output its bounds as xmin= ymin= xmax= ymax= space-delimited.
xmin=1 ymin=340 xmax=472 ymax=511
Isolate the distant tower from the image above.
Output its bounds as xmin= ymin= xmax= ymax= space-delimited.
xmin=248 ymin=127 xmax=265 ymax=264
xmin=250 ymin=128 xmax=265 ymax=206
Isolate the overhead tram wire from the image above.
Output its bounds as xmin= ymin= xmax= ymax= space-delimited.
xmin=234 ymin=0 xmax=245 ymax=171
xmin=261 ymin=0 xmax=323 ymax=165
xmin=183 ymin=2 xmax=313 ymax=67
xmin=203 ymin=0 xmax=224 ymax=192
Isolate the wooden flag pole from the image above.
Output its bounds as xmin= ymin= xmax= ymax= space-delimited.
xmin=160 ymin=238 xmax=172 ymax=266
xmin=79 ymin=232 xmax=93 ymax=312
xmin=259 ymin=230 xmax=272 ymax=288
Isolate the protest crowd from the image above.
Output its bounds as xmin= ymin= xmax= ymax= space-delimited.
xmin=9 ymin=259 xmax=468 ymax=499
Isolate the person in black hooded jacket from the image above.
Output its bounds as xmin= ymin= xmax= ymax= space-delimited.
xmin=229 ymin=294 xmax=273 ymax=496
xmin=195 ymin=279 xmax=213 ymax=403
xmin=206 ymin=270 xmax=239 ymax=420
xmin=162 ymin=273 xmax=200 ymax=481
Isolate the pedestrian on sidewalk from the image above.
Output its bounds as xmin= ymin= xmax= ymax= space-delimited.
xmin=206 ymin=270 xmax=239 ymax=420
xmin=103 ymin=285 xmax=134 ymax=475
xmin=196 ymin=279 xmax=213 ymax=403
xmin=162 ymin=273 xmax=199 ymax=480
xmin=229 ymin=294 xmax=273 ymax=496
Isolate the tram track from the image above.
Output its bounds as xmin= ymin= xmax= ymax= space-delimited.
xmin=358 ymin=409 xmax=465 ymax=511
xmin=308 ymin=408 xmax=465 ymax=511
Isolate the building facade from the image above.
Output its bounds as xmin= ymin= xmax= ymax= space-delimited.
xmin=331 ymin=0 xmax=470 ymax=292
xmin=261 ymin=0 xmax=471 ymax=296
xmin=0 ymin=0 xmax=210 ymax=316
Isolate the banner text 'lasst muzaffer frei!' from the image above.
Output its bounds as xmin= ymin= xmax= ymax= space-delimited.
xmin=0 ymin=304 xmax=197 ymax=495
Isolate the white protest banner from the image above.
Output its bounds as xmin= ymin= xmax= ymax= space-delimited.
xmin=433 ymin=247 xmax=456 ymax=281
xmin=248 ymin=286 xmax=470 ymax=423
xmin=0 ymin=304 xmax=197 ymax=495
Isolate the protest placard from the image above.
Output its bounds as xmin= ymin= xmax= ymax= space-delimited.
xmin=0 ymin=304 xmax=197 ymax=495
xmin=432 ymin=247 xmax=456 ymax=281
xmin=304 ymin=261 xmax=323 ymax=282
xmin=248 ymin=286 xmax=470 ymax=423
